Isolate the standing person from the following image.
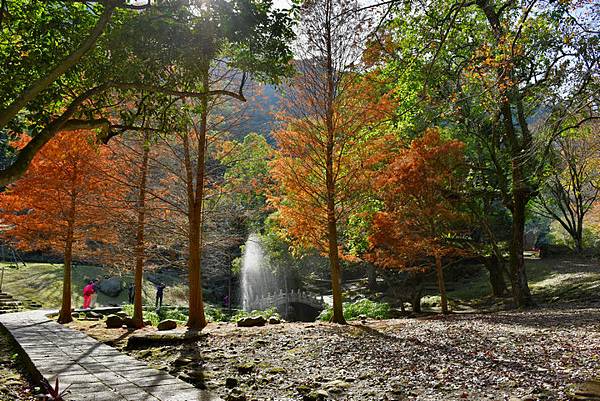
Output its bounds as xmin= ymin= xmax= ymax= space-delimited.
xmin=82 ymin=281 xmax=93 ymax=309
xmin=89 ymin=279 xmax=99 ymax=309
xmin=128 ymin=283 xmax=135 ymax=304
xmin=155 ymin=283 xmax=166 ymax=309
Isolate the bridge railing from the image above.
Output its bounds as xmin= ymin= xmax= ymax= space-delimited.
xmin=247 ymin=289 xmax=325 ymax=310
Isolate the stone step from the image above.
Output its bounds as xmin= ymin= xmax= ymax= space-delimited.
xmin=0 ymin=300 xmax=22 ymax=306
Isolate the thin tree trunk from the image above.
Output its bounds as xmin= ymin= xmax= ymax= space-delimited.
xmin=367 ymin=264 xmax=377 ymax=292
xmin=434 ymin=253 xmax=449 ymax=314
xmin=509 ymin=187 xmax=534 ymax=307
xmin=132 ymin=141 xmax=150 ymax=329
xmin=323 ymin=0 xmax=345 ymax=325
xmin=186 ymin=71 xmax=209 ymax=330
xmin=58 ymin=219 xmax=75 ymax=324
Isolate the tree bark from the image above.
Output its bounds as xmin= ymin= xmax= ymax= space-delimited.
xmin=132 ymin=140 xmax=149 ymax=329
xmin=411 ymin=287 xmax=423 ymax=313
xmin=323 ymin=0 xmax=345 ymax=325
xmin=434 ymin=253 xmax=449 ymax=314
xmin=509 ymin=186 xmax=534 ymax=307
xmin=186 ymin=71 xmax=209 ymax=331
xmin=485 ymin=255 xmax=508 ymax=297
xmin=367 ymin=263 xmax=377 ymax=292
xmin=57 ymin=209 xmax=75 ymax=324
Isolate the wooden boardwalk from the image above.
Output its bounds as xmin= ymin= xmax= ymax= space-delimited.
xmin=0 ymin=310 xmax=221 ymax=401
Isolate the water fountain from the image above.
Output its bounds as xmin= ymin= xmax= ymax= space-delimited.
xmin=240 ymin=233 xmax=276 ymax=311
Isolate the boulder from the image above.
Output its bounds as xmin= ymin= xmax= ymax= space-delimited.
xmin=86 ymin=311 xmax=102 ymax=319
xmin=236 ymin=316 xmax=267 ymax=327
xmin=97 ymin=277 xmax=123 ymax=297
xmin=157 ymin=319 xmax=178 ymax=331
xmin=116 ymin=311 xmax=129 ymax=319
xmin=268 ymin=316 xmax=281 ymax=324
xmin=105 ymin=314 xmax=124 ymax=329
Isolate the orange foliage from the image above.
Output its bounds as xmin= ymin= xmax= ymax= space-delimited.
xmin=269 ymin=77 xmax=392 ymax=257
xmin=0 ymin=131 xmax=123 ymax=257
xmin=367 ymin=128 xmax=467 ymax=270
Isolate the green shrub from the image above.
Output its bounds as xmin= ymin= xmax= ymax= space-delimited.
xmin=205 ymin=306 xmax=228 ymax=322
xmin=231 ymin=307 xmax=281 ymax=322
xmin=121 ymin=304 xmax=161 ymax=326
xmin=318 ymin=299 xmax=390 ymax=321
xmin=157 ymin=307 xmax=188 ymax=322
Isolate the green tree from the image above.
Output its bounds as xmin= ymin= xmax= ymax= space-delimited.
xmin=368 ymin=0 xmax=599 ymax=307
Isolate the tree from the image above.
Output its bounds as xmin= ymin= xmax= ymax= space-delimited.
xmin=0 ymin=0 xmax=294 ymax=186
xmin=0 ymin=131 xmax=123 ymax=323
xmin=270 ymin=0 xmax=391 ymax=323
xmin=535 ymin=122 xmax=600 ymax=252
xmin=367 ymin=0 xmax=599 ymax=307
xmin=368 ymin=129 xmax=466 ymax=314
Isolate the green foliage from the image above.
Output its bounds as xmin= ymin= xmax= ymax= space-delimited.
xmin=121 ymin=304 xmax=161 ymax=326
xmin=205 ymin=305 xmax=229 ymax=322
xmin=231 ymin=307 xmax=280 ymax=322
xmin=318 ymin=299 xmax=390 ymax=321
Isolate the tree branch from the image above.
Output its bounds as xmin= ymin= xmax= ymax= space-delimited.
xmin=0 ymin=3 xmax=117 ymax=129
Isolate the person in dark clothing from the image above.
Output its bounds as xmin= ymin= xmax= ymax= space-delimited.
xmin=155 ymin=283 xmax=166 ymax=309
xmin=128 ymin=283 xmax=135 ymax=304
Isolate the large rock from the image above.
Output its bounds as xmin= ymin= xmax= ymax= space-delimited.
xmin=236 ymin=316 xmax=267 ymax=327
xmin=157 ymin=319 xmax=178 ymax=331
xmin=97 ymin=277 xmax=123 ymax=297
xmin=105 ymin=314 xmax=124 ymax=329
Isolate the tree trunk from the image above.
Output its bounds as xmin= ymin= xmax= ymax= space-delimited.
xmin=509 ymin=188 xmax=534 ymax=307
xmin=186 ymin=71 xmax=209 ymax=330
xmin=132 ymin=141 xmax=150 ymax=329
xmin=323 ymin=0 xmax=345 ymax=325
xmin=411 ymin=287 xmax=422 ymax=313
xmin=367 ymin=263 xmax=377 ymax=292
xmin=434 ymin=253 xmax=449 ymax=314
xmin=57 ymin=221 xmax=74 ymax=324
xmin=485 ymin=255 xmax=508 ymax=297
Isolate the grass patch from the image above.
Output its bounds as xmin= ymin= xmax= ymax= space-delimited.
xmin=319 ymin=299 xmax=391 ymax=321
xmin=0 ymin=262 xmax=190 ymax=309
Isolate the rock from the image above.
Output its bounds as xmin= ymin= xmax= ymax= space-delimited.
xmin=267 ymin=367 xmax=286 ymax=374
xmin=236 ymin=362 xmax=255 ymax=374
xmin=86 ymin=311 xmax=102 ymax=319
xmin=143 ymin=320 xmax=152 ymax=326
xmin=227 ymin=389 xmax=246 ymax=401
xmin=97 ymin=277 xmax=123 ymax=297
xmin=237 ymin=316 xmax=267 ymax=327
xmin=85 ymin=317 xmax=99 ymax=321
xmin=573 ymin=381 xmax=600 ymax=400
xmin=303 ymin=390 xmax=328 ymax=401
xmin=122 ymin=317 xmax=136 ymax=328
xmin=324 ymin=380 xmax=350 ymax=393
xmin=105 ymin=314 xmax=124 ymax=329
xmin=268 ymin=316 xmax=281 ymax=324
xmin=116 ymin=311 xmax=129 ymax=319
xmin=225 ymin=377 xmax=238 ymax=388
xmin=157 ymin=319 xmax=178 ymax=331
xmin=173 ymin=357 xmax=192 ymax=366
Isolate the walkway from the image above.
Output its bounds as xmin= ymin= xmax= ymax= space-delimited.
xmin=0 ymin=310 xmax=222 ymax=401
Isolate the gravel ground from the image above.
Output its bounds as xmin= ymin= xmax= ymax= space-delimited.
xmin=0 ymin=329 xmax=36 ymax=401
xmin=110 ymin=302 xmax=600 ymax=401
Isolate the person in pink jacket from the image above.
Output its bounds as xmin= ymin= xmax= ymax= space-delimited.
xmin=82 ymin=281 xmax=94 ymax=309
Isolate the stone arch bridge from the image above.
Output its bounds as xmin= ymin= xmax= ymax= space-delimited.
xmin=246 ymin=289 xmax=326 ymax=321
